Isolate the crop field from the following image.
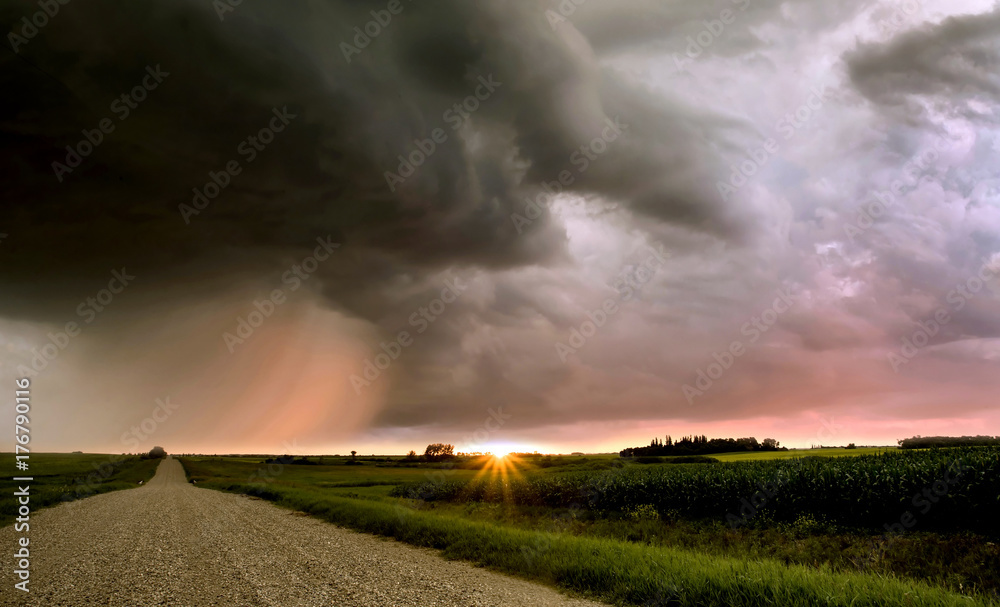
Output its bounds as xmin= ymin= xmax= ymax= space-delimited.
xmin=708 ymin=446 xmax=890 ymax=461
xmin=0 ymin=452 xmax=160 ymax=527
xmin=396 ymin=447 xmax=999 ymax=534
xmin=180 ymin=447 xmax=1000 ymax=606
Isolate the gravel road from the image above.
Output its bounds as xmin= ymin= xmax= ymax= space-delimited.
xmin=0 ymin=457 xmax=606 ymax=606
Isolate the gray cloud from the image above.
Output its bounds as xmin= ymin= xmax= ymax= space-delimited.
xmin=0 ymin=0 xmax=738 ymax=320
xmin=847 ymin=6 xmax=1000 ymax=123
xmin=3 ymin=0 xmax=1000 ymax=451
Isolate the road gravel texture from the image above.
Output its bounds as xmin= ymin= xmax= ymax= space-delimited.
xmin=0 ymin=457 xmax=608 ymax=606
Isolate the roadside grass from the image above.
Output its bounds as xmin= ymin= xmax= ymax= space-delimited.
xmin=0 ymin=453 xmax=160 ymax=527
xmin=181 ymin=456 xmax=998 ymax=606
xmin=191 ymin=480 xmax=991 ymax=607
xmin=432 ymin=501 xmax=1000 ymax=598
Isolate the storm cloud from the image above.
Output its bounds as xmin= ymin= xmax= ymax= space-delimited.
xmin=2 ymin=0 xmax=999 ymax=453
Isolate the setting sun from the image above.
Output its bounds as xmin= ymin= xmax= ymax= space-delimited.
xmin=480 ymin=442 xmax=529 ymax=460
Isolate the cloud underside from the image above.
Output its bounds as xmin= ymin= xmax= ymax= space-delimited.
xmin=2 ymin=0 xmax=999 ymax=449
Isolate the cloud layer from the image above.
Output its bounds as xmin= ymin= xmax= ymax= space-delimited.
xmin=2 ymin=0 xmax=999 ymax=453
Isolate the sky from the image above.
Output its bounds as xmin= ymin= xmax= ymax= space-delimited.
xmin=2 ymin=0 xmax=1000 ymax=455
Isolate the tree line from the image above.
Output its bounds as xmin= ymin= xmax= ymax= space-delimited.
xmin=421 ymin=443 xmax=455 ymax=462
xmin=620 ymin=435 xmax=784 ymax=457
xmin=897 ymin=435 xmax=1000 ymax=449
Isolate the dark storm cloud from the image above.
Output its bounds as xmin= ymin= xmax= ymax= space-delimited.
xmin=6 ymin=0 xmax=1000 ymax=451
xmin=558 ymin=0 xmax=871 ymax=56
xmin=846 ymin=6 xmax=1000 ymax=123
xmin=0 ymin=0 xmax=736 ymax=325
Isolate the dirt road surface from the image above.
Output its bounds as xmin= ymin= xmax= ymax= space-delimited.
xmin=0 ymin=457 xmax=607 ymax=606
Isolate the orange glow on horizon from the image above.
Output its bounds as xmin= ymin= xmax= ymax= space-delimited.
xmin=466 ymin=452 xmax=526 ymax=504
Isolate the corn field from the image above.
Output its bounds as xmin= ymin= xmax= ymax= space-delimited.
xmin=391 ymin=447 xmax=1000 ymax=534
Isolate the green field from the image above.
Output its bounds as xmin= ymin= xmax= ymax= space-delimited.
xmin=181 ymin=449 xmax=1000 ymax=606
xmin=0 ymin=452 xmax=160 ymax=527
xmin=401 ymin=448 xmax=998 ymax=533
xmin=708 ymin=447 xmax=891 ymax=461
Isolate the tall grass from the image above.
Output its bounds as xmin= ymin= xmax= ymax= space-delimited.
xmin=198 ymin=478 xmax=991 ymax=607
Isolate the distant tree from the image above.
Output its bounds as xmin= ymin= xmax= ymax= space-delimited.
xmin=405 ymin=450 xmax=418 ymax=461
xmin=350 ymin=450 xmax=357 ymax=459
xmin=424 ymin=443 xmax=455 ymax=462
xmin=621 ymin=435 xmax=788 ymax=458
xmin=845 ymin=443 xmax=857 ymax=449
xmin=146 ymin=446 xmax=166 ymax=459
xmin=898 ymin=435 xmax=1000 ymax=449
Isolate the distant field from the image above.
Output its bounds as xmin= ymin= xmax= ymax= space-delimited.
xmin=0 ymin=452 xmax=160 ymax=527
xmin=709 ymin=447 xmax=891 ymax=461
xmin=183 ymin=456 xmax=485 ymax=489
xmin=182 ymin=447 xmax=1000 ymax=606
